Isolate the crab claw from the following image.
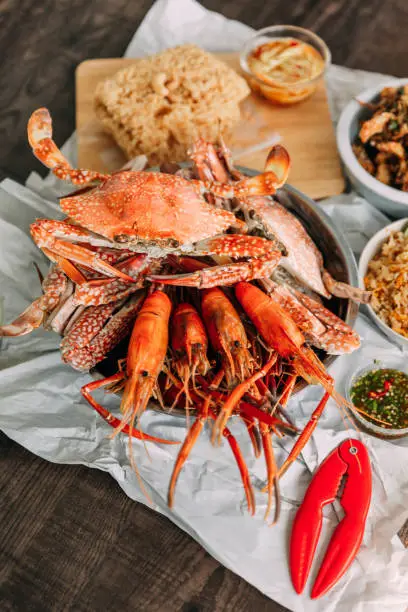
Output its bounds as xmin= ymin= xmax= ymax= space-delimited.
xmin=28 ymin=108 xmax=73 ymax=172
xmin=28 ymin=108 xmax=109 ymax=185
xmin=28 ymin=108 xmax=52 ymax=149
xmin=322 ymin=270 xmax=371 ymax=304
xmin=232 ymin=145 xmax=291 ymax=197
xmin=265 ymin=145 xmax=292 ymax=184
xmin=0 ymin=298 xmax=45 ymax=336
xmin=200 ymin=145 xmax=291 ymax=199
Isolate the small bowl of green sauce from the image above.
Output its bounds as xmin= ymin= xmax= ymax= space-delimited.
xmin=345 ymin=359 xmax=408 ymax=439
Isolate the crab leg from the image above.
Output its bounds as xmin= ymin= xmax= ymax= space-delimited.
xmin=41 ymin=248 xmax=88 ymax=285
xmin=322 ymin=270 xmax=371 ymax=303
xmin=261 ymin=279 xmax=361 ymax=355
xmin=44 ymin=294 xmax=78 ymax=334
xmin=249 ymin=198 xmax=331 ymax=297
xmin=217 ymin=134 xmax=245 ymax=181
xmin=203 ymin=139 xmax=367 ymax=303
xmin=30 ymin=220 xmax=135 ymax=283
xmin=73 ymin=255 xmax=151 ymax=306
xmin=292 ymin=288 xmax=361 ymax=354
xmin=81 ymin=373 xmax=178 ymax=445
xmin=43 ymin=242 xmax=134 ymax=279
xmin=261 ymin=279 xmax=325 ymax=337
xmin=61 ymin=293 xmax=145 ymax=371
xmin=81 ymin=244 xmax=137 ymax=266
xmin=191 ymin=139 xmax=230 ymax=183
xmin=150 ymin=235 xmax=282 ymax=288
xmin=0 ymin=298 xmax=46 ymax=336
xmin=0 ymin=266 xmax=72 ymax=337
xmin=245 ymin=198 xmax=370 ymax=303
xmin=28 ymin=108 xmax=109 ymax=185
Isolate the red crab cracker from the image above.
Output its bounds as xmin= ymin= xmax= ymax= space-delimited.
xmin=289 ymin=438 xmax=372 ymax=599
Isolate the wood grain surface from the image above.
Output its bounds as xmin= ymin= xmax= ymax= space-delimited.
xmin=76 ymin=56 xmax=344 ymax=199
xmin=1 ymin=1 xmax=407 ymax=611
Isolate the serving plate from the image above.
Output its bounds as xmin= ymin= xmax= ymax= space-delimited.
xmin=91 ymin=166 xmax=359 ymax=415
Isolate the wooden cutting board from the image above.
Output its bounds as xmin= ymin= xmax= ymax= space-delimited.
xmin=76 ymin=54 xmax=344 ymax=200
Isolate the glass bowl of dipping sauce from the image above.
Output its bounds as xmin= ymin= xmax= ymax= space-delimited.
xmin=345 ymin=359 xmax=408 ymax=439
xmin=240 ymin=25 xmax=331 ymax=105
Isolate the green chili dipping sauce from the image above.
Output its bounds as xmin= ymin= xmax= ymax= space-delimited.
xmin=350 ymin=368 xmax=408 ymax=429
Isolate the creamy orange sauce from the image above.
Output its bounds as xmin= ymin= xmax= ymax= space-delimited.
xmin=247 ymin=38 xmax=324 ymax=87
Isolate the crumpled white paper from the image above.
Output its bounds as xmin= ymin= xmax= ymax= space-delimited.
xmin=1 ymin=1 xmax=408 ymax=610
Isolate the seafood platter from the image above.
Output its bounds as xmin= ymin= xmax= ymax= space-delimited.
xmin=2 ymin=105 xmax=366 ymax=511
xmin=2 ymin=35 xmax=407 ymax=599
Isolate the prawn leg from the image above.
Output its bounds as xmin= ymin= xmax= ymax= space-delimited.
xmin=241 ymin=414 xmax=262 ymax=458
xmin=278 ymin=392 xmax=330 ymax=477
xmin=260 ymin=422 xmax=280 ymax=524
xmin=81 ymin=373 xmax=178 ymax=445
xmin=168 ymin=369 xmax=226 ymax=509
xmin=212 ymin=356 xmax=277 ymax=445
xmin=167 ymin=403 xmax=208 ymax=509
xmin=208 ymin=408 xmax=256 ymax=515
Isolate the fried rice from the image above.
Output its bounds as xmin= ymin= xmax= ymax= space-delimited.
xmin=365 ymin=227 xmax=408 ymax=338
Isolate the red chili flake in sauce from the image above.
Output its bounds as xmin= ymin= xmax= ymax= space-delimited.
xmin=252 ymin=43 xmax=268 ymax=59
xmin=368 ymin=378 xmax=394 ymax=399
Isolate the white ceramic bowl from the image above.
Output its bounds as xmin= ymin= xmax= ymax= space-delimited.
xmin=358 ymin=218 xmax=408 ymax=349
xmin=337 ymin=78 xmax=408 ymax=218
xmin=344 ymin=357 xmax=408 ymax=439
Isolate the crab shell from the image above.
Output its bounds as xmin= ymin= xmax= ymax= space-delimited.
xmin=60 ymin=172 xmax=243 ymax=253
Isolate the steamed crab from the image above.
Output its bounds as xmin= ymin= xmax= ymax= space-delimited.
xmin=187 ymin=137 xmax=371 ymax=303
xmin=1 ymin=107 xmax=364 ymax=366
xmin=28 ymin=108 xmax=292 ymax=289
xmin=0 ymin=259 xmax=146 ymax=371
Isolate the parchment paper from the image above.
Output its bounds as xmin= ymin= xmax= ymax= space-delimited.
xmin=1 ymin=1 xmax=408 ymax=610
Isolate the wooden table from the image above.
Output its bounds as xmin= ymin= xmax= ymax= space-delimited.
xmin=0 ymin=1 xmax=407 ymax=610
